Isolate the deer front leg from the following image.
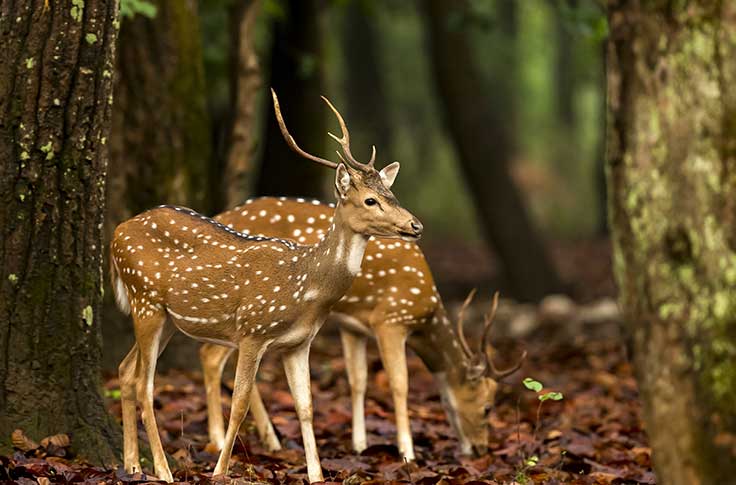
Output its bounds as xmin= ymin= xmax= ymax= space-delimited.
xmin=375 ymin=324 xmax=415 ymax=461
xmin=283 ymin=341 xmax=324 ymax=483
xmin=133 ymin=315 xmax=176 ymax=482
xmin=249 ymin=385 xmax=282 ymax=451
xmin=340 ymin=328 xmax=369 ymax=453
xmin=213 ymin=340 xmax=264 ymax=478
xmin=200 ymin=343 xmax=235 ymax=450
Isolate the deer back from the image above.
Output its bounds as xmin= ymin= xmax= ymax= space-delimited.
xmin=216 ymin=197 xmax=438 ymax=327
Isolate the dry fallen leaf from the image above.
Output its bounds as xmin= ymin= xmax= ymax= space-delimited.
xmin=40 ymin=433 xmax=70 ymax=449
xmin=11 ymin=429 xmax=39 ymax=452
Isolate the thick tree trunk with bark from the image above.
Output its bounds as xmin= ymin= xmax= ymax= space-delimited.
xmin=424 ymin=0 xmax=563 ymax=302
xmin=222 ymin=0 xmax=262 ymax=210
xmin=256 ymin=0 xmax=328 ymax=199
xmin=103 ymin=0 xmax=212 ymax=369
xmin=607 ymin=2 xmax=736 ymax=483
xmin=0 ymin=0 xmax=121 ymax=462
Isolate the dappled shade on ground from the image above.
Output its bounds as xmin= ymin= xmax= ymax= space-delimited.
xmin=2 ymin=313 xmax=653 ymax=484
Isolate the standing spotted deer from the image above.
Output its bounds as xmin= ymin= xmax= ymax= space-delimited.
xmin=201 ymin=198 xmax=525 ymax=460
xmin=110 ymin=91 xmax=422 ymax=482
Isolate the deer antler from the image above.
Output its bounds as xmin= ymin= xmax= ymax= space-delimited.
xmin=481 ymin=292 xmax=527 ymax=379
xmin=272 ymin=89 xmax=338 ymax=169
xmin=270 ymin=89 xmax=376 ymax=171
xmin=456 ymin=288 xmax=477 ymax=360
xmin=320 ymin=96 xmax=374 ymax=170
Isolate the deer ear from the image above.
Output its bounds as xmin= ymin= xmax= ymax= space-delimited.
xmin=379 ymin=162 xmax=400 ymax=188
xmin=335 ymin=163 xmax=351 ymax=199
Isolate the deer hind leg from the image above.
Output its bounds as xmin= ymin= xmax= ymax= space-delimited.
xmin=119 ymin=343 xmax=141 ymax=474
xmin=283 ymin=340 xmax=324 ymax=483
xmin=133 ymin=310 xmax=176 ymax=482
xmin=339 ymin=328 xmax=369 ymax=453
xmin=119 ymin=316 xmax=176 ymax=475
xmin=375 ymin=323 xmax=415 ymax=461
xmin=200 ymin=343 xmax=235 ymax=450
xmin=213 ymin=339 xmax=264 ymax=478
xmin=249 ymin=384 xmax=282 ymax=451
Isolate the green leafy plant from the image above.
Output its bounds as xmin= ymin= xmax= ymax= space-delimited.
xmin=515 ymin=377 xmax=565 ymax=482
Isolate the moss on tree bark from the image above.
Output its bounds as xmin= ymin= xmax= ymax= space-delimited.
xmin=0 ymin=0 xmax=121 ymax=463
xmin=607 ymin=2 xmax=736 ymax=483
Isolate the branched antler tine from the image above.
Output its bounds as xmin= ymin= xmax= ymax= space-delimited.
xmin=368 ymin=145 xmax=376 ymax=166
xmin=480 ymin=291 xmax=500 ymax=349
xmin=489 ymin=350 xmax=528 ymax=379
xmin=271 ymin=89 xmax=338 ymax=169
xmin=481 ymin=291 xmax=527 ymax=378
xmin=321 ymin=95 xmax=362 ymax=167
xmin=456 ymin=288 xmax=477 ymax=359
xmin=335 ymin=151 xmax=346 ymax=163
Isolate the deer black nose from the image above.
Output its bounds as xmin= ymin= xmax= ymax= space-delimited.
xmin=411 ymin=220 xmax=423 ymax=235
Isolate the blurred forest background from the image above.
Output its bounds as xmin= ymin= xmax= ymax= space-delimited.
xmin=101 ymin=0 xmax=609 ymax=368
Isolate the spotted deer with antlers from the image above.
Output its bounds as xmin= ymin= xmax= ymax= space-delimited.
xmin=201 ymin=199 xmax=525 ymax=460
xmin=110 ymin=90 xmax=422 ymax=482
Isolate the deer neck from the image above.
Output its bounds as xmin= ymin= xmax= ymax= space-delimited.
xmin=409 ymin=301 xmax=475 ymax=385
xmin=297 ymin=205 xmax=369 ymax=303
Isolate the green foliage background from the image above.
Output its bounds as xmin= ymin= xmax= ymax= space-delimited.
xmin=194 ymin=0 xmax=606 ymax=241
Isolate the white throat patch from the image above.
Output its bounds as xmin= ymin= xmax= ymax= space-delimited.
xmin=346 ymin=234 xmax=368 ymax=275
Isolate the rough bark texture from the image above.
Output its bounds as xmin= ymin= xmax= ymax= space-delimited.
xmin=607 ymin=2 xmax=736 ymax=483
xmin=256 ymin=0 xmax=328 ymax=199
xmin=424 ymin=0 xmax=563 ymax=302
xmin=0 ymin=0 xmax=121 ymax=462
xmin=340 ymin=1 xmax=392 ymax=160
xmin=222 ymin=0 xmax=261 ymax=210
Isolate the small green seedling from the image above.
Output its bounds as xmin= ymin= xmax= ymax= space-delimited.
xmin=539 ymin=391 xmax=564 ymax=402
xmin=515 ymin=377 xmax=565 ymax=481
xmin=523 ymin=378 xmax=543 ymax=392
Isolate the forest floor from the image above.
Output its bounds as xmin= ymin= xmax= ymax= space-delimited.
xmin=2 ymin=308 xmax=655 ymax=485
xmin=3 ymin=236 xmax=647 ymax=484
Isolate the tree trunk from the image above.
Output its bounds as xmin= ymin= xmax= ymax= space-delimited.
xmin=107 ymin=0 xmax=211 ymax=226
xmin=222 ymin=0 xmax=262 ymax=210
xmin=256 ymin=0 xmax=328 ymax=199
xmin=553 ymin=0 xmax=577 ymax=131
xmin=103 ymin=0 xmax=212 ymax=369
xmin=340 ymin=1 xmax=392 ymax=160
xmin=607 ymin=2 xmax=736 ymax=483
xmin=423 ymin=0 xmax=563 ymax=302
xmin=0 ymin=0 xmax=121 ymax=462
xmin=595 ymin=40 xmax=608 ymax=235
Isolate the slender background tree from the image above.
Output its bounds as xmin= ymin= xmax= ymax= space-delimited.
xmin=222 ymin=0 xmax=262 ymax=210
xmin=423 ymin=0 xmax=563 ymax=301
xmin=256 ymin=0 xmax=328 ymax=198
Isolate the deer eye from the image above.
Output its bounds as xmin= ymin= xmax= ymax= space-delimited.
xmin=484 ymin=404 xmax=493 ymax=416
xmin=364 ymin=198 xmax=377 ymax=206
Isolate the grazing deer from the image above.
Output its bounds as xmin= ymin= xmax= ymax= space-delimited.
xmin=110 ymin=90 xmax=422 ymax=482
xmin=201 ymin=199 xmax=525 ymax=460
